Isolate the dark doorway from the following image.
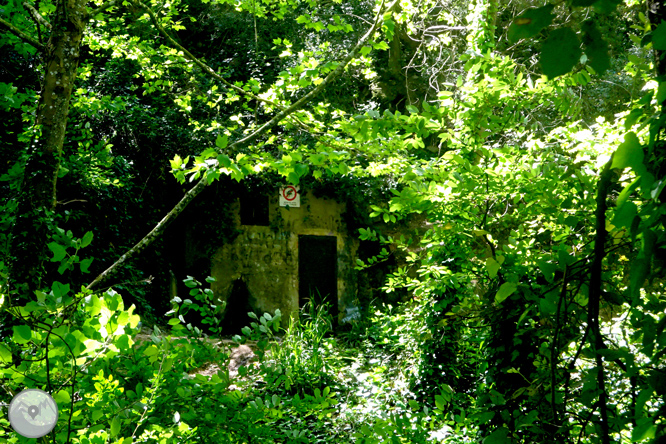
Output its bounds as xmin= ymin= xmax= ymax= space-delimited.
xmin=299 ymin=235 xmax=338 ymax=321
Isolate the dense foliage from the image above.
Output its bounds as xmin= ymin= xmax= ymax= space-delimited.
xmin=1 ymin=0 xmax=665 ymax=442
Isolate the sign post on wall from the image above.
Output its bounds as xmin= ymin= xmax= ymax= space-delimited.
xmin=279 ymin=185 xmax=300 ymax=207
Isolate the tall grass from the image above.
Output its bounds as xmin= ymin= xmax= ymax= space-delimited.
xmin=266 ymin=300 xmax=337 ymax=394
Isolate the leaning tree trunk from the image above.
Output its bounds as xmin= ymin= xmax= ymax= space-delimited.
xmin=9 ymin=0 xmax=87 ymax=294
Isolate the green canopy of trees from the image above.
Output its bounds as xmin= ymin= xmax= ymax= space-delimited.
xmin=1 ymin=0 xmax=665 ymax=442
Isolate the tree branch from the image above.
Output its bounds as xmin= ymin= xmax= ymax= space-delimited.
xmin=588 ymin=158 xmax=614 ymax=444
xmin=87 ymin=0 xmax=399 ymax=290
xmin=22 ymin=2 xmax=51 ymax=29
xmin=0 ymin=16 xmax=45 ymax=50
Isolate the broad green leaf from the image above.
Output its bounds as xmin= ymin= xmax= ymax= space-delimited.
xmin=483 ymin=426 xmax=510 ymax=443
xmin=495 ymin=282 xmax=518 ymax=304
xmin=507 ymin=5 xmax=555 ymax=42
xmin=80 ymin=257 xmax=93 ymax=273
xmin=486 ymin=257 xmax=500 ymax=278
xmin=581 ymin=20 xmax=610 ymax=74
xmin=612 ymin=132 xmax=644 ymax=172
xmin=117 ymin=311 xmax=129 ymax=326
xmin=54 ymin=390 xmax=70 ymax=404
xmin=294 ymin=164 xmax=309 ymax=178
xmin=144 ymin=345 xmax=159 ymax=356
xmin=537 ymin=260 xmax=557 ymax=283
xmin=630 ymin=257 xmax=650 ymax=303
xmin=216 ymin=134 xmax=228 ymax=149
xmin=0 ymin=344 xmax=11 ymax=363
xmin=540 ymin=296 xmax=557 ymax=315
xmin=540 ymin=28 xmax=581 ymax=79
xmin=613 ymin=201 xmax=637 ymax=229
xmin=617 ymin=176 xmax=641 ymax=209
xmin=654 ymin=22 xmax=666 ymax=50
xmin=13 ymin=325 xmax=31 ymax=344
xmin=81 ymin=231 xmax=94 ymax=248
xmin=48 ymin=242 xmax=67 ymax=262
xmin=360 ymin=46 xmax=372 ymax=56
xmin=474 ymin=411 xmax=495 ymax=424
xmin=593 ymin=0 xmax=622 ymax=14
xmin=571 ymin=0 xmax=598 ymax=5
xmin=52 ymin=281 xmax=70 ymax=299
xmin=87 ymin=295 xmax=102 ymax=316
xmin=110 ymin=415 xmax=121 ymax=437
xmin=632 ymin=417 xmax=656 ymax=442
xmin=169 ymin=154 xmax=182 ymax=169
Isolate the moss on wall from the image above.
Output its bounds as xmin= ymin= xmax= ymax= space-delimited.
xmin=211 ymin=188 xmax=359 ymax=324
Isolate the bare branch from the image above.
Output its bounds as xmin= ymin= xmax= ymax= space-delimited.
xmin=0 ymin=16 xmax=45 ymax=50
xmin=22 ymin=2 xmax=51 ymax=29
xmin=423 ymin=25 xmax=466 ymax=35
xmin=87 ymin=0 xmax=399 ymax=290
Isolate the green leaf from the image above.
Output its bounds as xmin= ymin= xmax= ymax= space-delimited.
xmin=611 ymin=132 xmax=644 ymax=171
xmin=632 ymin=417 xmax=656 ymax=442
xmin=81 ymin=231 xmax=94 ymax=248
xmin=52 ymin=281 xmax=70 ymax=299
xmin=630 ymin=257 xmax=650 ymax=303
xmin=495 ymin=283 xmax=518 ymax=304
xmin=360 ymin=46 xmax=372 ymax=56
xmin=486 ymin=257 xmax=500 ymax=278
xmin=539 ymin=296 xmax=557 ymax=315
xmin=507 ymin=5 xmax=555 ymax=43
xmin=581 ymin=20 xmax=610 ymax=74
xmin=654 ymin=22 xmax=666 ymax=50
xmin=540 ymin=28 xmax=581 ymax=79
xmin=294 ymin=164 xmax=309 ymax=178
xmin=613 ymin=201 xmax=637 ymax=229
xmin=144 ymin=345 xmax=159 ymax=356
xmin=13 ymin=325 xmax=32 ymax=344
xmin=483 ymin=426 xmax=510 ymax=444
xmin=216 ymin=134 xmax=228 ymax=150
xmin=110 ymin=415 xmax=121 ymax=437
xmin=537 ymin=260 xmax=558 ymax=283
xmin=571 ymin=0 xmax=598 ymax=6
xmin=0 ymin=344 xmax=11 ymax=363
xmin=48 ymin=242 xmax=67 ymax=262
xmin=593 ymin=0 xmax=622 ymax=14
xmin=79 ymin=258 xmax=93 ymax=273
xmin=616 ymin=176 xmax=641 ymax=209
xmin=54 ymin=390 xmax=70 ymax=404
xmin=169 ymin=154 xmax=183 ymax=170
xmin=474 ymin=411 xmax=495 ymax=424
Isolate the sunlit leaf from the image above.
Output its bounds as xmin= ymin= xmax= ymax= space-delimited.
xmin=495 ymin=283 xmax=518 ymax=304
xmin=611 ymin=132 xmax=644 ymax=172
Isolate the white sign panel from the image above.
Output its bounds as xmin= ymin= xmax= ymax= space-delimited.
xmin=279 ymin=185 xmax=300 ymax=207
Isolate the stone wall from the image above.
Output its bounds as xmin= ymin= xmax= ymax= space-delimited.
xmin=210 ymin=189 xmax=358 ymax=324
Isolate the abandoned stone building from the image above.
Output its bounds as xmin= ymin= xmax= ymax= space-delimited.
xmin=208 ymin=185 xmax=360 ymax=332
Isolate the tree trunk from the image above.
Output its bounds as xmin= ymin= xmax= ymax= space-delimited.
xmin=9 ymin=0 xmax=87 ymax=293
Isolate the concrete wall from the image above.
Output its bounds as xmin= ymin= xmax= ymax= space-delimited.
xmin=210 ymin=189 xmax=358 ymax=323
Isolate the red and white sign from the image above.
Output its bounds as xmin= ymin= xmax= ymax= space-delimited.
xmin=279 ymin=186 xmax=300 ymax=207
